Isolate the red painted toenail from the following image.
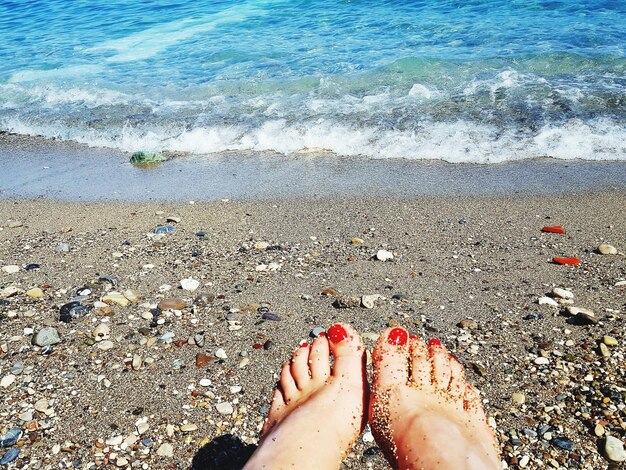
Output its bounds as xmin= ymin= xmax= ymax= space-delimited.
xmin=327 ymin=324 xmax=348 ymax=343
xmin=300 ymin=342 xmax=309 ymax=348
xmin=318 ymin=332 xmax=326 ymax=337
xmin=428 ymin=338 xmax=442 ymax=347
xmin=387 ymin=328 xmax=408 ymax=346
xmin=409 ymin=334 xmax=418 ymax=340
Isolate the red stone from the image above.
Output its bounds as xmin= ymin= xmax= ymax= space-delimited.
xmin=174 ymin=339 xmax=187 ymax=348
xmin=252 ymin=343 xmax=263 ymax=349
xmin=552 ymin=257 xmax=580 ymax=265
xmin=196 ymin=353 xmax=211 ymax=368
xmin=542 ymin=225 xmax=566 ymax=234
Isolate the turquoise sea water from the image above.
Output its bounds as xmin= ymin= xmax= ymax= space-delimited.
xmin=0 ymin=0 xmax=625 ymax=163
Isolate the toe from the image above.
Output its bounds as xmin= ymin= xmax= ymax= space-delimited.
xmin=261 ymin=389 xmax=285 ymax=435
xmin=280 ymin=361 xmax=299 ymax=402
xmin=447 ymin=354 xmax=466 ymax=399
xmin=408 ymin=335 xmax=432 ymax=388
xmin=327 ymin=323 xmax=365 ymax=379
xmin=428 ymin=338 xmax=452 ymax=390
xmin=290 ymin=342 xmax=312 ymax=389
xmin=463 ymin=383 xmax=485 ymax=417
xmin=309 ymin=334 xmax=331 ymax=381
xmin=371 ymin=327 xmax=410 ymax=389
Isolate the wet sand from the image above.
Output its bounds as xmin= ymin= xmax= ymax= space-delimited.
xmin=1 ymin=190 xmax=625 ymax=469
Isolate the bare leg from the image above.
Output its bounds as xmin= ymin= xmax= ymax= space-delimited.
xmin=244 ymin=323 xmax=368 ymax=469
xmin=369 ymin=327 xmax=500 ymax=470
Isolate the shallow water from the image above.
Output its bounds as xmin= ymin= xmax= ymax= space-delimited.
xmin=1 ymin=0 xmax=625 ymax=162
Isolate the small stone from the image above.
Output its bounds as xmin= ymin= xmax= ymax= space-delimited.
xmin=552 ymin=287 xmax=573 ymax=299
xmin=102 ymin=292 xmax=130 ymax=307
xmin=0 ymin=428 xmax=22 ymax=447
xmin=156 ymin=443 xmax=174 ymax=457
xmin=180 ymin=424 xmax=197 ymax=432
xmin=458 ymin=319 xmax=478 ymax=330
xmin=351 ymin=238 xmax=365 ymax=245
xmin=215 ymin=348 xmax=227 ymax=359
xmin=123 ymin=290 xmax=140 ymax=302
xmin=0 ymin=448 xmax=19 ymax=465
xmin=603 ymin=335 xmax=618 ymax=346
xmin=56 ymin=242 xmax=70 ymax=252
xmin=604 ymin=435 xmax=626 ymax=462
xmin=116 ymin=457 xmax=129 ymax=467
xmin=552 ymin=437 xmax=574 ymax=451
xmin=93 ymin=323 xmax=110 ymax=341
xmin=132 ymin=355 xmax=143 ymax=370
xmin=136 ymin=422 xmax=149 ymax=435
xmin=32 ymin=327 xmax=61 ymax=347
xmin=254 ymin=241 xmax=269 ymax=251
xmin=166 ymin=216 xmax=181 ymax=223
xmin=180 ymin=278 xmax=200 ymax=291
xmin=158 ymin=298 xmax=187 ymax=310
xmin=215 ymin=402 xmax=234 ymax=415
xmin=594 ymin=424 xmax=605 ymax=437
xmin=97 ymin=340 xmax=114 ymax=351
xmin=0 ymin=374 xmax=15 ymax=388
xmin=196 ymin=353 xmax=212 ymax=368
xmin=2 ymin=265 xmax=19 ymax=274
xmin=106 ymin=435 xmax=124 ymax=446
xmin=534 ymin=357 xmax=550 ymax=365
xmin=362 ymin=430 xmax=375 ymax=443
xmin=599 ymin=343 xmax=611 ymax=358
xmin=538 ymin=296 xmax=559 ymax=307
xmin=361 ymin=295 xmax=379 ymax=309
xmin=598 ymin=243 xmax=618 ymax=255
xmin=333 ymin=296 xmax=360 ymax=309
xmin=375 ymin=249 xmax=393 ymax=261
xmin=26 ymin=287 xmax=44 ymax=298
xmin=3 ymin=220 xmax=23 ymax=228
xmin=512 ymin=392 xmax=526 ymax=405
xmin=199 ymin=378 xmax=211 ymax=387
xmin=311 ymin=327 xmax=326 ymax=337
xmin=239 ymin=358 xmax=250 ymax=368
xmin=34 ymin=398 xmax=49 ymax=413
xmin=1 ymin=286 xmax=21 ymax=298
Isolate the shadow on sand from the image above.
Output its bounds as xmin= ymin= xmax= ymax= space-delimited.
xmin=191 ymin=434 xmax=256 ymax=470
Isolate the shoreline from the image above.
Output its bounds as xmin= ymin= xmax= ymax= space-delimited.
xmin=1 ymin=193 xmax=625 ymax=468
xmin=2 ymin=132 xmax=626 ymax=202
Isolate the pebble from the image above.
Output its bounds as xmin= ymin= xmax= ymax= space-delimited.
xmin=59 ymin=301 xmax=89 ymax=322
xmin=552 ymin=437 xmax=574 ymax=451
xmin=165 ymin=216 xmax=181 ymax=223
xmin=599 ymin=343 xmax=611 ymax=357
xmin=180 ymin=278 xmax=200 ymax=291
xmin=604 ymin=435 xmax=626 ymax=462
xmin=153 ymin=225 xmax=175 ymax=234
xmin=538 ymin=296 xmax=559 ymax=307
xmin=196 ymin=353 xmax=212 ymax=368
xmin=199 ymin=378 xmax=211 ymax=387
xmin=594 ymin=424 xmax=605 ymax=437
xmin=156 ymin=443 xmax=174 ymax=457
xmin=598 ymin=243 xmax=617 ymax=255
xmin=565 ymin=306 xmax=595 ymax=317
xmin=32 ymin=327 xmax=61 ymax=347
xmin=215 ymin=402 xmax=234 ymax=415
xmin=0 ymin=448 xmax=19 ymax=465
xmin=106 ymin=435 xmax=124 ymax=446
xmin=361 ymin=294 xmax=379 ymax=309
xmin=512 ymin=392 xmax=526 ymax=405
xmin=26 ymin=287 xmax=44 ymax=298
xmin=351 ymin=237 xmax=364 ymax=245
xmin=534 ymin=357 xmax=550 ymax=365
xmin=519 ymin=455 xmax=530 ymax=467
xmin=254 ymin=241 xmax=269 ymax=251
xmin=132 ymin=355 xmax=143 ymax=370
xmin=458 ymin=319 xmax=478 ymax=330
xmin=311 ymin=327 xmax=326 ymax=337
xmin=56 ymin=242 xmax=70 ymax=252
xmin=552 ymin=287 xmax=573 ymax=299
xmin=93 ymin=323 xmax=110 ymax=341
xmin=1 ymin=286 xmax=21 ymax=298
xmin=102 ymin=292 xmax=130 ymax=307
xmin=158 ymin=298 xmax=187 ymax=310
xmin=333 ymin=296 xmax=361 ymax=308
xmin=215 ymin=348 xmax=227 ymax=359
xmin=375 ymin=249 xmax=394 ymax=261
xmin=180 ymin=424 xmax=197 ymax=432
xmin=1 ymin=265 xmax=19 ymax=274
xmin=97 ymin=340 xmax=114 ymax=351
xmin=603 ymin=335 xmax=618 ymax=346
xmin=34 ymin=398 xmax=49 ymax=413
xmin=0 ymin=428 xmax=22 ymax=447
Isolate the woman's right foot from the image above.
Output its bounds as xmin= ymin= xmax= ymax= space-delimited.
xmin=369 ymin=327 xmax=501 ymax=469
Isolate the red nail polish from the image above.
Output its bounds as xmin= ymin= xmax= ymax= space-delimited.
xmin=300 ymin=342 xmax=309 ymax=348
xmin=318 ymin=332 xmax=326 ymax=337
xmin=327 ymin=324 xmax=348 ymax=343
xmin=428 ymin=338 xmax=442 ymax=347
xmin=409 ymin=334 xmax=418 ymax=340
xmin=387 ymin=328 xmax=408 ymax=346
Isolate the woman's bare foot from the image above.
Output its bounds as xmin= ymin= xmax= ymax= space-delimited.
xmin=369 ymin=327 xmax=501 ymax=469
xmin=243 ymin=323 xmax=368 ymax=469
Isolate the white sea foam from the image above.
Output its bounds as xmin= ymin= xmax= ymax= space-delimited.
xmin=3 ymin=116 xmax=625 ymax=163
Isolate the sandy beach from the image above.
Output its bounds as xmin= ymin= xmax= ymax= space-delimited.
xmin=1 ymin=190 xmax=625 ymax=469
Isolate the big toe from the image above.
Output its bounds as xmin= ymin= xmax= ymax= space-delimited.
xmin=371 ymin=327 xmax=410 ymax=390
xmin=327 ymin=323 xmax=365 ymax=380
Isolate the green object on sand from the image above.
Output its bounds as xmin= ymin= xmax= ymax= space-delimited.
xmin=130 ymin=151 xmax=167 ymax=166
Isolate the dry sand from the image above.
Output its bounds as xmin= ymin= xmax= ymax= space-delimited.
xmin=0 ymin=192 xmax=625 ymax=469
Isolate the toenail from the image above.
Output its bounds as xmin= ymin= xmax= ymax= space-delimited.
xmin=387 ymin=327 xmax=408 ymax=346
xmin=428 ymin=338 xmax=442 ymax=347
xmin=327 ymin=324 xmax=348 ymax=343
xmin=409 ymin=334 xmax=419 ymax=340
xmin=318 ymin=332 xmax=326 ymax=337
xmin=300 ymin=342 xmax=309 ymax=348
